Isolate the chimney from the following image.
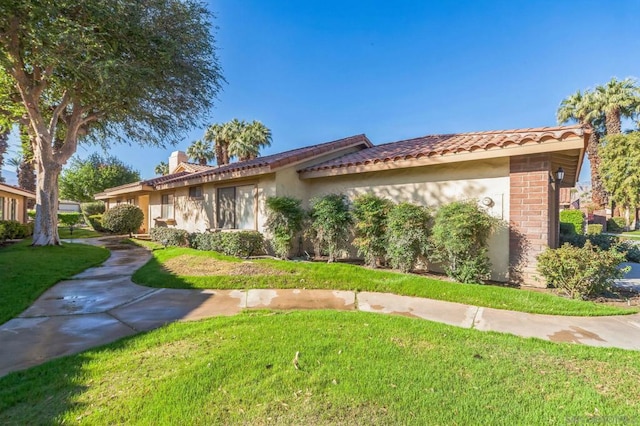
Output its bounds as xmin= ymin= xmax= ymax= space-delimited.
xmin=169 ymin=151 xmax=188 ymax=174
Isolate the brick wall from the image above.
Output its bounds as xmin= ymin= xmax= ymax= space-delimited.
xmin=509 ymin=154 xmax=553 ymax=287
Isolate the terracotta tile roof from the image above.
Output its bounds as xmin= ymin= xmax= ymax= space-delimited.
xmin=301 ymin=125 xmax=588 ymax=173
xmin=0 ymin=182 xmax=35 ymax=197
xmin=179 ymin=162 xmax=215 ymax=173
xmin=157 ymin=134 xmax=372 ymax=186
xmin=141 ymin=172 xmax=191 ymax=186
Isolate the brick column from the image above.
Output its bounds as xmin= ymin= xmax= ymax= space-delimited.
xmin=509 ymin=154 xmax=552 ymax=287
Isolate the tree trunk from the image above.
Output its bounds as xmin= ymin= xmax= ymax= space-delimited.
xmin=32 ymin=159 xmax=62 ymax=246
xmin=605 ymin=110 xmax=621 ymax=135
xmin=586 ymin=132 xmax=607 ymax=207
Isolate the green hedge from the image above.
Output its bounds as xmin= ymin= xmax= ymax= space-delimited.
xmin=87 ymin=214 xmax=105 ymax=232
xmin=150 ymin=227 xmax=189 ymax=247
xmin=189 ymin=231 xmax=264 ymax=258
xmin=0 ymin=220 xmax=33 ymax=240
xmin=607 ymin=217 xmax=626 ymax=233
xmin=559 ymin=210 xmax=584 ymax=235
xmin=586 ymin=224 xmax=603 ymax=235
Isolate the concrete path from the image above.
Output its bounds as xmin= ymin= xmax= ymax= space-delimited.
xmin=2 ymin=237 xmax=640 ymax=378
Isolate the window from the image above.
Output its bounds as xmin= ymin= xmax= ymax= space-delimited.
xmin=161 ymin=194 xmax=174 ymax=218
xmin=0 ymin=197 xmax=4 ymax=220
xmin=9 ymin=198 xmax=16 ymax=221
xmin=189 ymin=186 xmax=203 ymax=199
xmin=127 ymin=198 xmax=135 ymax=205
xmin=216 ymin=185 xmax=256 ymax=230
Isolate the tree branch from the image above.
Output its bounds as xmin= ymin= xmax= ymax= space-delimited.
xmin=48 ymin=90 xmax=70 ymax=136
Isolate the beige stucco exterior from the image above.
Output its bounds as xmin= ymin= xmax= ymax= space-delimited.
xmin=301 ymin=158 xmax=511 ymax=281
xmin=0 ymin=184 xmax=35 ymax=224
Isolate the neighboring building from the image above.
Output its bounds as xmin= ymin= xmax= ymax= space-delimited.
xmin=0 ymin=183 xmax=35 ymax=224
xmin=58 ymin=200 xmax=82 ymax=213
xmin=96 ymin=124 xmax=588 ymax=287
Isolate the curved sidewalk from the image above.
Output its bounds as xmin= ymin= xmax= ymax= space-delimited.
xmin=1 ymin=237 xmax=640 ymax=377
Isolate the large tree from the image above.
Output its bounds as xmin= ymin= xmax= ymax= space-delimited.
xmin=0 ymin=128 xmax=7 ymax=183
xmin=0 ymin=0 xmax=223 ymax=245
xmin=154 ymin=161 xmax=169 ymax=176
xmin=186 ymin=139 xmax=215 ymax=165
xmin=204 ymin=119 xmax=272 ymax=165
xmin=59 ymin=154 xmax=140 ymax=202
xmin=557 ymin=90 xmax=607 ymax=206
xmin=599 ymin=132 xmax=640 ymax=228
xmin=594 ymin=77 xmax=640 ymax=135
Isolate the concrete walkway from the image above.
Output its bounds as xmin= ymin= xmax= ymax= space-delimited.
xmin=2 ymin=237 xmax=640 ymax=378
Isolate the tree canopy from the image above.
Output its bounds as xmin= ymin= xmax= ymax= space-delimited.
xmin=0 ymin=0 xmax=224 ymax=245
xmin=59 ymin=153 xmax=140 ymax=202
xmin=203 ymin=119 xmax=272 ymax=165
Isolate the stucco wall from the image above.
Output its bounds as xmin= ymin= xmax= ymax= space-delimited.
xmin=302 ymin=158 xmax=511 ymax=281
xmin=0 ymin=191 xmax=29 ymax=223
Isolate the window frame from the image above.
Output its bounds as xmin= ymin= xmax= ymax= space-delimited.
xmin=9 ymin=198 xmax=16 ymax=221
xmin=0 ymin=196 xmax=4 ymax=220
xmin=215 ymin=184 xmax=256 ymax=230
xmin=188 ymin=186 xmax=204 ymax=200
xmin=160 ymin=193 xmax=175 ymax=219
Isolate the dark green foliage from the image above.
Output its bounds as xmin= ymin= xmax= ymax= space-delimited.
xmin=559 ymin=210 xmax=585 ymax=235
xmin=624 ymin=243 xmax=640 ymax=263
xmin=87 ymin=215 xmax=105 ymax=232
xmin=559 ymin=232 xmax=640 ymax=263
xmin=351 ymin=194 xmax=393 ymax=268
xmin=385 ymin=202 xmax=431 ymax=273
xmin=308 ymin=194 xmax=352 ymax=262
xmin=586 ymin=224 xmax=603 ymax=235
xmin=431 ymin=201 xmax=496 ymax=284
xmin=150 ymin=227 xmax=189 ymax=247
xmin=559 ymin=222 xmax=575 ymax=236
xmin=607 ymin=217 xmax=626 ymax=233
xmin=265 ymin=196 xmax=305 ymax=259
xmin=0 ymin=220 xmax=31 ymax=240
xmin=102 ymin=205 xmax=144 ymax=237
xmin=81 ymin=201 xmax=106 ymax=216
xmin=59 ymin=154 xmax=140 ymax=202
xmin=188 ymin=231 xmax=264 ymax=258
xmin=537 ymin=242 xmax=628 ymax=299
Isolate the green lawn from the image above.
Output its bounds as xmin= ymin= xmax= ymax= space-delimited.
xmin=1 ymin=310 xmax=640 ymax=424
xmin=58 ymin=226 xmax=102 ymax=239
xmin=132 ymin=245 xmax=635 ymax=316
xmin=0 ymin=240 xmax=110 ymax=324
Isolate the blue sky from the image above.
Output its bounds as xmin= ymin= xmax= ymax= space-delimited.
xmin=3 ymin=0 xmax=640 ymax=183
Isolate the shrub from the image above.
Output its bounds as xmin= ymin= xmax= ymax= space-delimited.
xmin=559 ymin=222 xmax=575 ymax=236
xmin=81 ymin=201 xmax=106 ymax=216
xmin=431 ymin=201 xmax=497 ymax=284
xmin=57 ymin=212 xmax=83 ymax=227
xmin=188 ymin=231 xmax=264 ymax=257
xmin=309 ymin=194 xmax=352 ymax=262
xmin=265 ymin=196 xmax=305 ymax=259
xmin=0 ymin=223 xmax=5 ymax=242
xmin=352 ymin=194 xmax=393 ymax=268
xmin=27 ymin=210 xmax=36 ymax=220
xmin=150 ymin=227 xmax=189 ymax=247
xmin=622 ymin=242 xmax=640 ymax=263
xmin=385 ymin=202 xmax=431 ymax=273
xmin=537 ymin=241 xmax=628 ymax=299
xmin=586 ymin=224 xmax=603 ymax=235
xmin=102 ymin=204 xmax=144 ymax=237
xmin=87 ymin=214 xmax=105 ymax=232
xmin=559 ymin=210 xmax=585 ymax=235
xmin=0 ymin=220 xmax=31 ymax=239
xmin=607 ymin=217 xmax=626 ymax=233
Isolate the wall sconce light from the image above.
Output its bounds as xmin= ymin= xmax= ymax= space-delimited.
xmin=550 ymin=167 xmax=565 ymax=184
xmin=481 ymin=197 xmax=494 ymax=207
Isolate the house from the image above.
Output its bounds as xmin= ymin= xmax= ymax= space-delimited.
xmin=0 ymin=183 xmax=35 ymax=224
xmin=96 ymin=124 xmax=588 ymax=287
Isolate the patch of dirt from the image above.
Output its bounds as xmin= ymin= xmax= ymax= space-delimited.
xmin=162 ymin=255 xmax=286 ymax=276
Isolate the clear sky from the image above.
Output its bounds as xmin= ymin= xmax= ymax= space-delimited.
xmin=3 ymin=0 xmax=640 ymax=184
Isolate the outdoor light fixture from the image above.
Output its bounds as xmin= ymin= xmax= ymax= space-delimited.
xmin=550 ymin=167 xmax=565 ymax=184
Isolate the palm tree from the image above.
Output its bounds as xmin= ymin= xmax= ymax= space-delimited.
xmin=186 ymin=139 xmax=215 ymax=166
xmin=0 ymin=129 xmax=8 ymax=183
xmin=243 ymin=120 xmax=272 ymax=161
xmin=154 ymin=161 xmax=169 ymax=176
xmin=557 ymin=90 xmax=607 ymax=207
xmin=204 ymin=123 xmax=230 ymax=166
xmin=593 ymin=77 xmax=640 ymax=135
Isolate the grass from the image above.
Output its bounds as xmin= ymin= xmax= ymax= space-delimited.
xmin=1 ymin=310 xmax=640 ymax=424
xmin=58 ymin=226 xmax=102 ymax=239
xmin=0 ymin=239 xmax=110 ymax=324
xmin=131 ymin=244 xmax=636 ymax=316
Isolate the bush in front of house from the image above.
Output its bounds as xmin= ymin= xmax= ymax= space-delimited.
xmin=308 ymin=194 xmax=352 ymax=262
xmin=0 ymin=220 xmax=32 ymax=239
xmin=607 ymin=217 xmax=626 ymax=233
xmin=430 ymin=200 xmax=497 ymax=284
xmin=559 ymin=232 xmax=640 ymax=263
xmin=586 ymin=224 xmax=603 ymax=235
xmin=537 ymin=241 xmax=628 ymax=299
xmin=265 ymin=196 xmax=305 ymax=259
xmin=102 ymin=204 xmax=144 ymax=237
xmin=385 ymin=202 xmax=431 ymax=273
xmin=81 ymin=201 xmax=106 ymax=216
xmin=87 ymin=214 xmax=105 ymax=232
xmin=188 ymin=231 xmax=264 ymax=257
xmin=352 ymin=194 xmax=393 ymax=268
xmin=559 ymin=209 xmax=585 ymax=235
xmin=58 ymin=212 xmax=83 ymax=228
xmin=150 ymin=227 xmax=189 ymax=247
